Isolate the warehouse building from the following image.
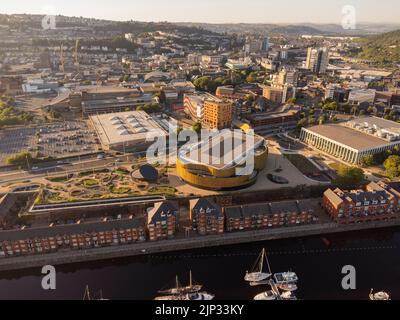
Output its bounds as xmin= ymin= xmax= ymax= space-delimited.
xmin=300 ymin=117 xmax=400 ymax=164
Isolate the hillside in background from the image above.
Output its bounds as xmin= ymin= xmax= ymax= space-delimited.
xmin=176 ymin=22 xmax=400 ymax=36
xmin=357 ymin=30 xmax=400 ymax=64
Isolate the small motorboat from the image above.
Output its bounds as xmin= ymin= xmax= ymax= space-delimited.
xmin=278 ymin=283 xmax=298 ymax=292
xmin=254 ymin=290 xmax=277 ymax=301
xmin=369 ymin=289 xmax=390 ymax=301
xmin=280 ymin=291 xmax=297 ymax=300
xmin=185 ymin=292 xmax=215 ymax=301
xmin=274 ymin=272 xmax=298 ymax=284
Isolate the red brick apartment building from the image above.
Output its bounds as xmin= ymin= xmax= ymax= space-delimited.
xmin=224 ymin=200 xmax=318 ymax=232
xmin=0 ymin=218 xmax=146 ymax=258
xmin=147 ymin=201 xmax=178 ymax=241
xmin=216 ymin=86 xmax=249 ymax=100
xmin=322 ymin=181 xmax=400 ymax=224
xmin=190 ymin=198 xmax=225 ymax=236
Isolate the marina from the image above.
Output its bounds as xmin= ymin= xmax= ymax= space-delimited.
xmin=0 ymin=227 xmax=398 ymax=300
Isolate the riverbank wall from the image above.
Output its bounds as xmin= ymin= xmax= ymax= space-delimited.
xmin=1 ymin=219 xmax=400 ymax=272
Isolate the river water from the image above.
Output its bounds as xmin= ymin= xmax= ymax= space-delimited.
xmin=0 ymin=227 xmax=399 ymax=300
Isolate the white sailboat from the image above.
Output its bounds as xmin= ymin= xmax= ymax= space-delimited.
xmin=83 ymin=285 xmax=109 ymax=300
xmin=158 ymin=271 xmax=202 ymax=296
xmin=369 ymin=289 xmax=390 ymax=301
xmin=155 ymin=271 xmax=214 ymax=301
xmin=244 ymin=248 xmax=272 ymax=283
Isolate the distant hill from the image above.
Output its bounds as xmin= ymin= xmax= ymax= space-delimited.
xmin=357 ymin=30 xmax=400 ymax=64
xmin=176 ymin=22 xmax=400 ymax=36
xmin=0 ymin=14 xmax=220 ymax=37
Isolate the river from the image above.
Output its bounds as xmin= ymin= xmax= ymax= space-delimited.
xmin=0 ymin=227 xmax=399 ymax=300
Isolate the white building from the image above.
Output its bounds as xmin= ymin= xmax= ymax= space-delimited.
xmin=300 ymin=117 xmax=400 ymax=164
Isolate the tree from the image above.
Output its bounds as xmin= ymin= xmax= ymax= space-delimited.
xmin=308 ymin=116 xmax=316 ymax=126
xmin=122 ymin=74 xmax=130 ymax=82
xmin=193 ymin=76 xmax=217 ymax=93
xmin=335 ymin=166 xmax=364 ymax=188
xmin=360 ymin=154 xmax=375 ymax=167
xmin=384 ymin=155 xmax=400 ymax=179
xmin=192 ymin=122 xmax=202 ymax=134
xmin=245 ymin=72 xmax=257 ymax=83
xmin=318 ymin=114 xmax=327 ymax=125
xmin=176 ymin=126 xmax=183 ymax=136
xmin=297 ymin=118 xmax=308 ymax=129
xmin=367 ymin=106 xmax=374 ymax=114
xmin=136 ymin=103 xmax=161 ymax=114
xmin=6 ymin=152 xmax=33 ymax=167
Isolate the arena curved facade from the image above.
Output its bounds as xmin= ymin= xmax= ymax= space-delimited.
xmin=176 ymin=131 xmax=269 ymax=190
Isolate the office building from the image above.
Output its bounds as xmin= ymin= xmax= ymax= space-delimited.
xmin=245 ymin=105 xmax=300 ymax=135
xmin=263 ymin=84 xmax=296 ymax=104
xmin=300 ymin=117 xmax=400 ymax=164
xmin=348 ymin=89 xmax=376 ymax=105
xmin=202 ymin=97 xmax=233 ymax=130
xmin=306 ymin=47 xmax=329 ymax=74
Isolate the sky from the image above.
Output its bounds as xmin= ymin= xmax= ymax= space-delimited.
xmin=1 ymin=0 xmax=399 ymax=24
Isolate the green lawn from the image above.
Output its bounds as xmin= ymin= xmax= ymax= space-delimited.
xmin=83 ymin=179 xmax=99 ymax=187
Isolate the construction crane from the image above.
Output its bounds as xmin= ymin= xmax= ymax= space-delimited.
xmin=74 ymin=39 xmax=80 ymax=73
xmin=59 ymin=43 xmax=65 ymax=73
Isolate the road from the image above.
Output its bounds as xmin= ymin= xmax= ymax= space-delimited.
xmin=0 ymin=149 xmax=176 ymax=186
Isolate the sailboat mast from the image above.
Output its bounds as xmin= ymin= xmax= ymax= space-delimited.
xmin=259 ymin=249 xmax=265 ymax=272
xmin=265 ymin=250 xmax=272 ymax=274
xmin=83 ymin=285 xmax=91 ymax=300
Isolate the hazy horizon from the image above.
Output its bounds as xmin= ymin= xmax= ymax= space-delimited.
xmin=1 ymin=0 xmax=400 ymax=25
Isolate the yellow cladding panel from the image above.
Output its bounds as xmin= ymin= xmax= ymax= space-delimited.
xmin=176 ymin=146 xmax=268 ymax=190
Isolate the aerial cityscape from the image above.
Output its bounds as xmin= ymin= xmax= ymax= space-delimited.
xmin=0 ymin=0 xmax=400 ymax=305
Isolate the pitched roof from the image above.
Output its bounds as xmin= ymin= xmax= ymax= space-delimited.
xmin=190 ymin=198 xmax=223 ymax=218
xmin=147 ymin=201 xmax=178 ymax=224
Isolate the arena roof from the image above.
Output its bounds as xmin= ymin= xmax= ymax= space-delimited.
xmin=90 ymin=111 xmax=167 ymax=148
xmin=178 ymin=130 xmax=266 ymax=170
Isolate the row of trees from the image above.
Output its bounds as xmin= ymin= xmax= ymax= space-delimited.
xmin=193 ymin=71 xmax=268 ymax=93
xmin=384 ymin=155 xmax=400 ymax=179
xmin=0 ymin=98 xmax=33 ymax=128
xmin=360 ymin=146 xmax=400 ymax=168
xmin=6 ymin=152 xmax=34 ymax=167
xmin=136 ymin=103 xmax=161 ymax=114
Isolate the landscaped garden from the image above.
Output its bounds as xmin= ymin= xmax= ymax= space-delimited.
xmin=33 ymin=164 xmax=175 ymax=205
